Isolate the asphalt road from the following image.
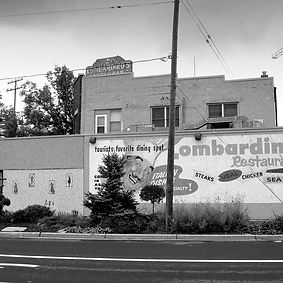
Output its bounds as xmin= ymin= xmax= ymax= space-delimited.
xmin=0 ymin=238 xmax=282 ymax=282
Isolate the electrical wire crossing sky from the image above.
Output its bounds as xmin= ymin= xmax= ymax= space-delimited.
xmin=0 ymin=0 xmax=282 ymax=125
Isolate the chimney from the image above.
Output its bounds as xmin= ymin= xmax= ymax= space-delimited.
xmin=261 ymin=71 xmax=268 ymax=78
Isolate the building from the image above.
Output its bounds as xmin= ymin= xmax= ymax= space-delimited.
xmin=74 ymin=56 xmax=277 ymax=135
xmin=2 ymin=56 xmax=283 ymax=219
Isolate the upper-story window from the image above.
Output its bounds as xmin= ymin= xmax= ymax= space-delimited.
xmin=95 ymin=109 xmax=122 ymax=134
xmin=152 ymin=106 xmax=179 ymax=128
xmin=95 ymin=115 xmax=107 ymax=133
xmin=208 ymin=103 xmax=238 ymax=118
xmin=110 ymin=110 xmax=122 ymax=132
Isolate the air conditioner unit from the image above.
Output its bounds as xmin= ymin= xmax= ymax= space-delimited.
xmin=242 ymin=119 xmax=264 ymax=128
xmin=125 ymin=124 xmax=155 ymax=132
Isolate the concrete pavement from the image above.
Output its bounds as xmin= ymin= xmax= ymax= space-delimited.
xmin=0 ymin=231 xmax=283 ymax=242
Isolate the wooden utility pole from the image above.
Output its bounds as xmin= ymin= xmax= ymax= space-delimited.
xmin=166 ymin=0 xmax=180 ymax=232
xmin=7 ymin=77 xmax=23 ymax=114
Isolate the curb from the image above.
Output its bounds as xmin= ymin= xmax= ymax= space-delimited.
xmin=0 ymin=232 xmax=283 ymax=242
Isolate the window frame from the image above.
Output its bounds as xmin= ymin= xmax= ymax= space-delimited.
xmin=109 ymin=109 xmax=122 ymax=132
xmin=151 ymin=105 xmax=180 ymax=128
xmin=95 ymin=114 xmax=107 ymax=134
xmin=207 ymin=102 xmax=238 ymax=118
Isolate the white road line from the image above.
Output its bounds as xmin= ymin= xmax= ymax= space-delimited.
xmin=0 ymin=254 xmax=282 ymax=263
xmin=0 ymin=263 xmax=39 ymax=268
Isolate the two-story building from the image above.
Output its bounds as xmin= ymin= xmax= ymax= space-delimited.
xmin=74 ymin=56 xmax=277 ymax=135
xmin=2 ymin=56 xmax=282 ymax=219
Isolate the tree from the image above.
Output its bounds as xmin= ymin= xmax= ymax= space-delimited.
xmin=84 ymin=153 xmax=138 ymax=222
xmin=140 ymin=185 xmax=165 ymax=215
xmin=0 ymin=194 xmax=11 ymax=215
xmin=19 ymin=65 xmax=75 ymax=136
xmin=0 ymin=106 xmax=18 ymax=137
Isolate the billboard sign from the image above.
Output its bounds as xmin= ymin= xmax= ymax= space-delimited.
xmin=86 ymin=56 xmax=132 ymax=77
xmin=89 ymin=133 xmax=283 ymax=203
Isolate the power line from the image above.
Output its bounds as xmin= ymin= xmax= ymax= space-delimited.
xmin=177 ymin=85 xmax=282 ymax=202
xmin=6 ymin=77 xmax=23 ymax=114
xmin=0 ymin=55 xmax=171 ymax=82
xmin=0 ymin=1 xmax=173 ymax=18
xmin=181 ymin=0 xmax=233 ymax=78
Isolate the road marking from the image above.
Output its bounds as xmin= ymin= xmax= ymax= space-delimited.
xmin=0 ymin=263 xmax=39 ymax=268
xmin=0 ymin=254 xmax=282 ymax=263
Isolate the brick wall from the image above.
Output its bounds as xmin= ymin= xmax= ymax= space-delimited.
xmin=81 ymin=73 xmax=276 ymax=134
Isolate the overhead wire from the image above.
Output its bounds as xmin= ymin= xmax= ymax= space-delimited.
xmin=0 ymin=55 xmax=171 ymax=82
xmin=176 ymin=85 xmax=282 ymax=202
xmin=176 ymin=85 xmax=229 ymax=145
xmin=183 ymin=0 xmax=233 ymax=76
xmin=178 ymin=0 xmax=281 ymax=201
xmin=0 ymin=1 xmax=173 ymax=18
xmin=181 ymin=0 xmax=233 ymax=78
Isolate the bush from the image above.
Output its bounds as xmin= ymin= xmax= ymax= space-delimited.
xmin=274 ymin=215 xmax=283 ymax=232
xmin=12 ymin=205 xmax=54 ymax=224
xmin=0 ymin=211 xmax=13 ymax=229
xmin=65 ymin=226 xmax=112 ymax=234
xmin=247 ymin=217 xmax=283 ymax=235
xmin=99 ymin=212 xmax=151 ymax=234
xmin=37 ymin=213 xmax=91 ymax=232
xmin=151 ymin=201 xmax=250 ymax=234
xmin=0 ymin=195 xmax=11 ymax=215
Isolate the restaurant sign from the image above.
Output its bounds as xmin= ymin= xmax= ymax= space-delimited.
xmin=86 ymin=56 xmax=132 ymax=77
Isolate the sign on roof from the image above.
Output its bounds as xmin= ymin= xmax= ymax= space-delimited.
xmin=86 ymin=56 xmax=132 ymax=77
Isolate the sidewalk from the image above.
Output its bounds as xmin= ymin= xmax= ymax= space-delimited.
xmin=0 ymin=231 xmax=283 ymax=242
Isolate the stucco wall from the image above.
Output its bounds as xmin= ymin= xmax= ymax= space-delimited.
xmin=4 ymin=169 xmax=84 ymax=214
xmin=0 ymin=135 xmax=84 ymax=170
xmin=0 ymin=135 xmax=86 ymax=214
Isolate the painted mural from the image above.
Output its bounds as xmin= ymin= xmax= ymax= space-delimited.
xmin=89 ymin=133 xmax=283 ymax=204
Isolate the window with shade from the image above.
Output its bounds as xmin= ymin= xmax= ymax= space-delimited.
xmin=110 ymin=109 xmax=122 ymax=132
xmin=208 ymin=103 xmax=238 ymax=118
xmin=152 ymin=106 xmax=179 ymax=128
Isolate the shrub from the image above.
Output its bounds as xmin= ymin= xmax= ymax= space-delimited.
xmin=0 ymin=211 xmax=13 ymax=228
xmin=273 ymin=215 xmax=283 ymax=232
xmin=37 ymin=213 xmax=91 ymax=232
xmin=0 ymin=195 xmax=11 ymax=215
xmin=65 ymin=226 xmax=112 ymax=234
xmin=152 ymin=201 xmax=250 ymax=234
xmin=247 ymin=217 xmax=283 ymax=235
xmin=100 ymin=211 xmax=151 ymax=234
xmin=12 ymin=205 xmax=54 ymax=224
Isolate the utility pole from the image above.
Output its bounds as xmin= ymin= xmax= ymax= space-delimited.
xmin=166 ymin=0 xmax=180 ymax=232
xmin=7 ymin=77 xmax=23 ymax=114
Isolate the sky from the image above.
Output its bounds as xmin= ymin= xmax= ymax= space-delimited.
xmin=0 ymin=0 xmax=282 ymax=125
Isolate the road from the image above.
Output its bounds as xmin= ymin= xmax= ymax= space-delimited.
xmin=0 ymin=237 xmax=282 ymax=282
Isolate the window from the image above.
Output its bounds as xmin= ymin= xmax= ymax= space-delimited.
xmin=110 ymin=110 xmax=122 ymax=132
xmin=95 ymin=115 xmax=107 ymax=133
xmin=95 ymin=109 xmax=122 ymax=134
xmin=208 ymin=103 xmax=238 ymax=118
xmin=152 ymin=106 xmax=179 ymax=128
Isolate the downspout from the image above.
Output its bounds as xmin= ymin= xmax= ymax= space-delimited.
xmin=274 ymin=87 xmax=278 ymax=127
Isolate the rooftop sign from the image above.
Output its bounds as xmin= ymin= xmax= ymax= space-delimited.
xmin=86 ymin=56 xmax=132 ymax=77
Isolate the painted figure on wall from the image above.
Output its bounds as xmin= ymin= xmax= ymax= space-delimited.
xmin=66 ymin=173 xmax=73 ymax=187
xmin=49 ymin=180 xmax=55 ymax=194
xmin=122 ymin=155 xmax=154 ymax=193
xmin=28 ymin=173 xmax=35 ymax=187
xmin=12 ymin=181 xmax=18 ymax=194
